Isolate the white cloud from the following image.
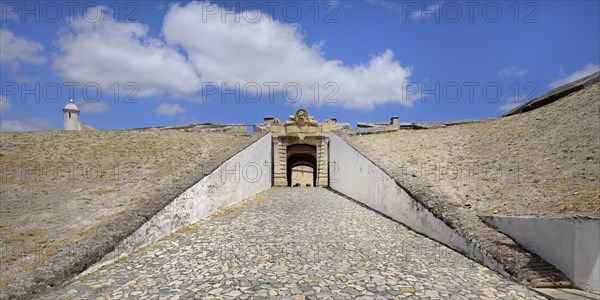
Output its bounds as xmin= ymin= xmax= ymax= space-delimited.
xmin=155 ymin=103 xmax=185 ymax=116
xmin=497 ymin=95 xmax=527 ymax=112
xmin=410 ymin=1 xmax=442 ymax=20
xmin=0 ymin=116 xmax=58 ymax=132
xmin=163 ymin=2 xmax=413 ymax=109
xmin=53 ymin=6 xmax=201 ymax=98
xmin=0 ymin=28 xmax=46 ymax=71
xmin=53 ymin=2 xmax=414 ymax=110
xmin=0 ymin=96 xmax=10 ymax=114
xmin=498 ymin=66 xmax=528 ymax=77
xmin=76 ymin=101 xmax=109 ymax=113
xmin=549 ymin=64 xmax=600 ymax=88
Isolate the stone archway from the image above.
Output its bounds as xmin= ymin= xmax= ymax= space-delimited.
xmin=265 ymin=109 xmax=336 ymax=187
xmin=286 ymin=144 xmax=317 ymax=187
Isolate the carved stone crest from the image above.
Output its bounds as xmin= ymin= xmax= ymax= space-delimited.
xmin=286 ymin=109 xmax=318 ymax=126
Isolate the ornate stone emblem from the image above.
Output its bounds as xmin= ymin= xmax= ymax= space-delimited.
xmin=286 ymin=109 xmax=318 ymax=126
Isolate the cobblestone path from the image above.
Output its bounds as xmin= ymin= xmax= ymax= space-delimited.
xmin=44 ymin=188 xmax=546 ymax=299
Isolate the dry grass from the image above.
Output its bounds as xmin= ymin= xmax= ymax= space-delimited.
xmin=349 ymin=82 xmax=600 ymax=218
xmin=0 ymin=130 xmax=252 ymax=288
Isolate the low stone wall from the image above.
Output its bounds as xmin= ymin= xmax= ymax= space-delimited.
xmin=328 ymin=132 xmax=570 ymax=287
xmin=481 ymin=216 xmax=600 ymax=291
xmin=328 ymin=133 xmax=505 ymax=275
xmin=79 ymin=133 xmax=273 ymax=277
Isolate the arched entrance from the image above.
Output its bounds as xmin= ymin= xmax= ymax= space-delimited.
xmin=286 ymin=144 xmax=317 ymax=187
xmin=268 ymin=109 xmax=332 ymax=187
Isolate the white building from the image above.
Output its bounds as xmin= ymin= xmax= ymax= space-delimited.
xmin=63 ymin=99 xmax=81 ymax=131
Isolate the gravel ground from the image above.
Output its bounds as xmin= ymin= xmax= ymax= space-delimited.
xmin=347 ymin=82 xmax=600 ymax=218
xmin=42 ymin=188 xmax=547 ymax=300
xmin=0 ymin=130 xmax=253 ymax=289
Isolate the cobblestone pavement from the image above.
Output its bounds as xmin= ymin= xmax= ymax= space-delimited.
xmin=44 ymin=188 xmax=546 ymax=299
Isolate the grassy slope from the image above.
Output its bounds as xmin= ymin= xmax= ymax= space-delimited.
xmin=349 ymin=82 xmax=599 ymax=218
xmin=0 ymin=131 xmax=252 ymax=287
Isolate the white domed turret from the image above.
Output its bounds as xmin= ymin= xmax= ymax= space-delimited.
xmin=63 ymin=99 xmax=81 ymax=131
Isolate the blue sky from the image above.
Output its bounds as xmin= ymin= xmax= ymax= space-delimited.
xmin=1 ymin=0 xmax=599 ymax=131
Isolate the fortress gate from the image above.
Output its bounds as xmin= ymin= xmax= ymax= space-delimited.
xmin=261 ymin=109 xmax=337 ymax=187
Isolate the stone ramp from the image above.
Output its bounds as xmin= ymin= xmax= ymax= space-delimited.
xmin=42 ymin=188 xmax=546 ymax=299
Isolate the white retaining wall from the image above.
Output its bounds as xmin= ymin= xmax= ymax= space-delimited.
xmin=81 ymin=133 xmax=273 ymax=276
xmin=328 ymin=133 xmax=508 ymax=276
xmin=481 ymin=216 xmax=600 ymax=291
